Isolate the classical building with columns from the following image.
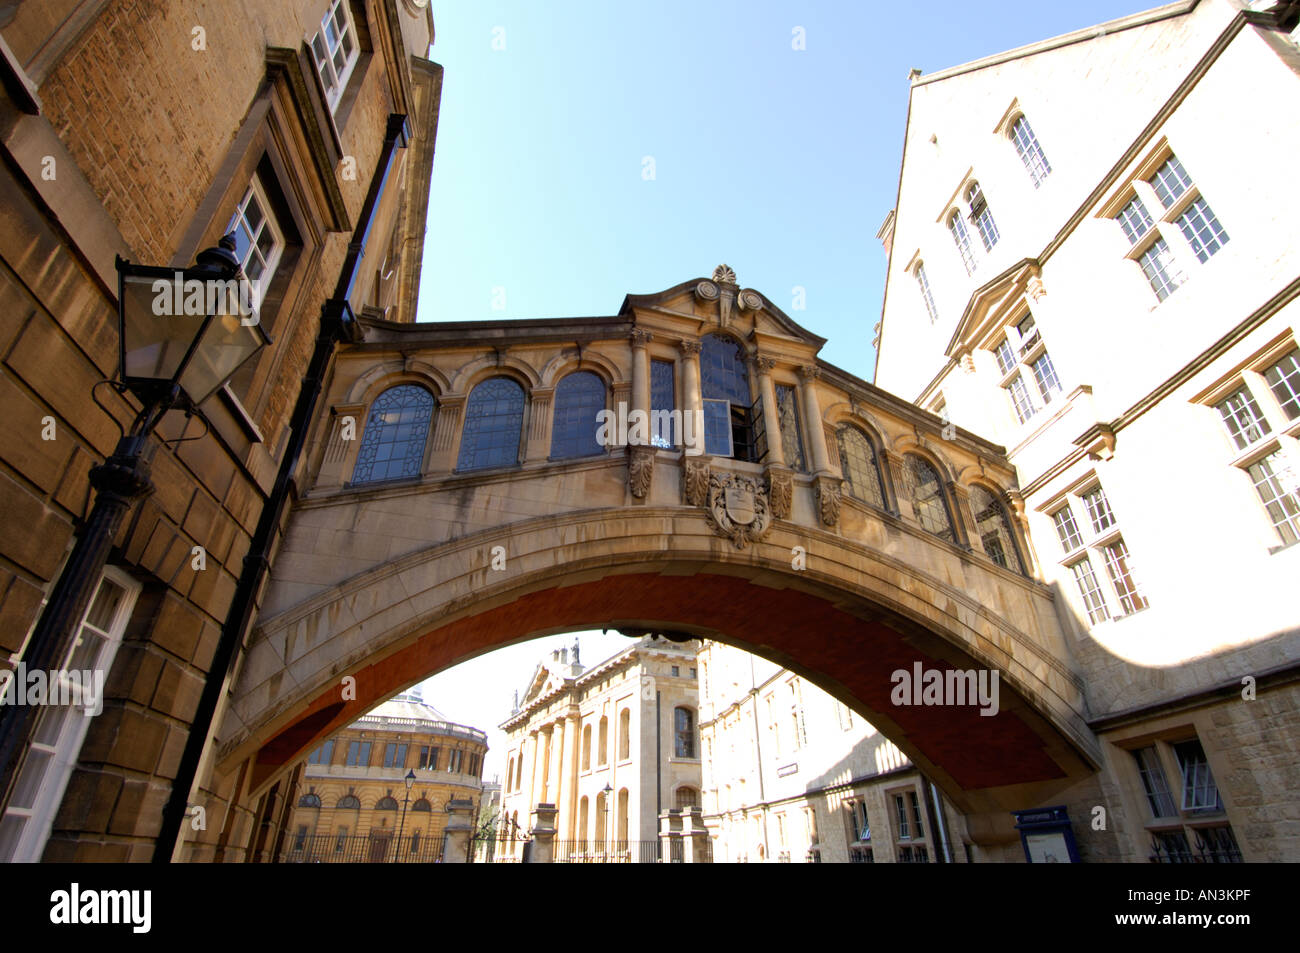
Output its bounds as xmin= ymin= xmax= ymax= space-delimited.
xmin=282 ymin=691 xmax=487 ymax=863
xmin=698 ymin=641 xmax=972 ymax=863
xmin=495 ymin=637 xmax=702 ymax=861
xmin=873 ymin=0 xmax=1300 ymax=861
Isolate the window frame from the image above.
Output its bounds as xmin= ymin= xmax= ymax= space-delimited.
xmin=1008 ymin=114 xmax=1052 ymax=188
xmin=0 ymin=566 xmax=141 ymax=863
xmin=1123 ymin=735 xmax=1242 ymax=863
xmin=309 ymin=0 xmax=361 ymax=113
xmin=991 ymin=311 xmax=1061 ymax=427
xmin=1048 ymin=481 xmax=1148 ymax=624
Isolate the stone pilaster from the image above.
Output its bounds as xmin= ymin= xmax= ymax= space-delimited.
xmin=526 ymin=386 xmax=555 ymax=462
xmin=429 ymin=393 xmax=465 ymax=472
xmin=797 ymin=365 xmax=831 ymax=475
xmin=753 ymin=355 xmax=785 ymax=467
xmin=680 ymin=339 xmax=703 ymax=455
xmin=948 ymin=480 xmax=977 ymax=551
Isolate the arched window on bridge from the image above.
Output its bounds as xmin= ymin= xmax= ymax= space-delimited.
xmin=551 ymin=371 xmax=606 ymax=459
xmin=337 ymin=794 xmax=361 ymax=810
xmin=905 ymin=454 xmax=955 ymax=543
xmin=674 ymin=707 xmax=697 ymax=759
xmin=675 ymin=786 xmax=701 ymax=810
xmin=376 ymin=795 xmax=399 ymax=811
xmin=701 ymin=334 xmax=759 ymax=461
xmin=298 ymin=791 xmax=321 ymax=808
xmin=970 ymin=485 xmax=1026 ymax=575
xmin=836 ymin=425 xmax=886 ymax=509
xmin=351 ymin=384 xmax=435 ymax=485
xmin=457 ymin=376 xmax=526 ymax=471
xmin=412 ymin=798 xmax=432 ymax=812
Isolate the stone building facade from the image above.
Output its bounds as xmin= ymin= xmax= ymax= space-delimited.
xmin=698 ymin=640 xmax=971 ymax=863
xmin=873 ymin=0 xmax=1300 ymax=861
xmin=0 ymin=0 xmax=441 ymax=861
xmin=496 ymin=637 xmax=702 ymax=861
xmin=282 ymin=691 xmax=486 ymax=862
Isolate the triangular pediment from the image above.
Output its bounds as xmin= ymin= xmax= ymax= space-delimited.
xmin=619 ymin=265 xmax=828 ymax=352
xmin=519 ymin=661 xmax=566 ymax=708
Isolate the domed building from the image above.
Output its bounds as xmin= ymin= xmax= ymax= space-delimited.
xmin=283 ymin=691 xmax=488 ymax=862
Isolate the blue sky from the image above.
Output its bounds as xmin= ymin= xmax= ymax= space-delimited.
xmin=417 ymin=0 xmax=1158 ymax=387
xmin=414 ymin=0 xmax=1160 ymax=777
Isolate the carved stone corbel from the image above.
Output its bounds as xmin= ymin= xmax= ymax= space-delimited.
xmin=629 ymin=445 xmax=655 ymax=499
xmin=684 ymin=456 xmax=711 ymax=507
xmin=814 ymin=474 xmax=843 ymax=527
xmin=766 ymin=467 xmax=793 ymax=520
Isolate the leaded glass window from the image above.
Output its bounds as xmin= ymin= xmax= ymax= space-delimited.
xmin=551 ymin=371 xmax=605 ymax=459
xmin=1007 ymin=374 xmax=1034 ymax=424
xmin=1247 ymin=452 xmax=1300 ymax=545
xmin=1051 ymin=505 xmax=1083 ymax=553
xmin=836 ymin=426 xmax=884 ymax=508
xmin=967 ymin=182 xmax=1000 ymax=252
xmin=1103 ymin=538 xmax=1148 ymax=614
xmin=1010 ymin=115 xmax=1051 ymax=187
xmin=1264 ymin=350 xmax=1300 ymax=421
xmin=906 ymin=455 xmax=954 ymax=542
xmin=949 ymin=212 xmax=976 ymax=275
xmin=1031 ymin=352 xmax=1062 ymax=403
xmin=650 ymin=358 xmax=676 ymax=447
xmin=970 ymin=485 xmax=1024 ymax=574
xmin=1138 ymin=238 xmax=1186 ymax=301
xmin=775 ymin=384 xmax=806 ymax=472
xmin=1216 ymin=388 xmax=1271 ymax=451
xmin=1116 ymin=197 xmax=1154 ymax=246
xmin=700 ymin=335 xmax=751 ymax=405
xmin=1069 ymin=558 xmax=1110 ymax=624
xmin=457 ymin=377 xmax=525 ymax=471
xmin=1176 ymin=197 xmax=1229 ymax=262
xmin=1149 ymin=156 xmax=1193 ymax=210
xmin=1133 ymin=747 xmax=1177 ymax=819
xmin=1080 ymin=486 xmax=1116 ymax=535
xmin=351 ymin=385 xmax=434 ymax=485
xmin=914 ymin=263 xmax=939 ymax=323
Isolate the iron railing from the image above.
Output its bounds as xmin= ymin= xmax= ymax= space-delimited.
xmin=553 ymin=840 xmax=662 ymax=863
xmin=281 ymin=832 xmax=447 ymax=863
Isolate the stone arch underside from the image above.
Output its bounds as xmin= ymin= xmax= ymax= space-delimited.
xmin=222 ymin=507 xmax=1100 ymax=817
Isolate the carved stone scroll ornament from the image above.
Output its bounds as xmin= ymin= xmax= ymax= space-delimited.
xmin=706 ymin=472 xmax=773 ymax=549
xmin=766 ymin=468 xmax=793 ymax=520
xmin=683 ymin=456 xmax=711 ymax=506
xmin=814 ymin=474 xmax=843 ymax=527
xmin=628 ymin=445 xmax=655 ymax=499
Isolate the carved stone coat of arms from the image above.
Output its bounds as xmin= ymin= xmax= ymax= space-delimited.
xmin=705 ymin=472 xmax=773 ymax=549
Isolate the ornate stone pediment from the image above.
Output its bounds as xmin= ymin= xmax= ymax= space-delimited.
xmin=705 ymin=471 xmax=773 ymax=549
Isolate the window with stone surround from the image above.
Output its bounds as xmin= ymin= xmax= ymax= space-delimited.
xmin=0 ymin=568 xmax=141 ymax=863
xmin=457 ymin=377 xmax=525 ymax=471
xmin=969 ymin=485 xmax=1026 ymax=575
xmin=904 ymin=454 xmax=955 ymax=542
xmin=1048 ymin=480 xmax=1148 ymax=625
xmin=1199 ymin=341 xmax=1300 ymax=548
xmin=993 ymin=312 xmax=1061 ymax=426
xmin=1009 ymin=114 xmax=1052 ymax=188
xmin=551 ymin=371 xmax=606 ymax=460
xmin=1127 ymin=736 xmax=1242 ymax=863
xmin=310 ymin=0 xmax=361 ymax=113
xmin=352 ymin=384 xmax=435 ymax=485
xmin=1108 ymin=147 xmax=1229 ymax=304
xmin=674 ymin=706 xmax=697 ymax=759
xmin=836 ymin=424 xmax=886 ymax=509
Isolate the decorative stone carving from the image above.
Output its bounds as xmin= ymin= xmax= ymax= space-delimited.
xmin=1026 ymin=273 xmax=1046 ymax=302
xmin=797 ymin=364 xmax=821 ymax=382
xmin=738 ymin=289 xmax=763 ymax=312
xmin=679 ymin=338 xmax=702 ymax=356
xmin=630 ymin=329 xmax=654 ymax=348
xmin=629 ymin=445 xmax=655 ymax=499
xmin=814 ymin=475 xmax=843 ymax=527
xmin=694 ymin=281 xmax=719 ymax=303
xmin=684 ymin=456 xmax=711 ymax=506
xmin=706 ymin=471 xmax=773 ymax=549
xmin=766 ymin=468 xmax=793 ymax=520
xmin=754 ymin=355 xmax=777 ymax=373
xmin=712 ymin=264 xmax=737 ymax=285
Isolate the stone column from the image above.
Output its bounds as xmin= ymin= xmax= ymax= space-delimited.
xmin=753 ymin=356 xmax=785 ymax=467
xmin=680 ymin=339 xmax=703 ymax=455
xmin=797 ymin=365 xmax=831 ymax=474
xmin=441 ymin=798 xmax=474 ymax=863
xmin=525 ymin=730 xmax=541 ymax=813
xmin=560 ymin=712 xmax=581 ymax=840
xmin=428 ymin=394 xmax=465 ymax=472
xmin=527 ymin=803 xmax=558 ymax=863
xmin=880 ymin=448 xmax=908 ymax=518
xmin=659 ymin=809 xmax=683 ymax=863
xmin=630 ymin=330 xmax=653 ymax=419
xmin=549 ymin=719 xmax=565 ymax=825
xmin=538 ymin=726 xmax=552 ymax=803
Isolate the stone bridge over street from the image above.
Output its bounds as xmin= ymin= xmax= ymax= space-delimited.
xmin=214 ymin=267 xmax=1106 ymax=845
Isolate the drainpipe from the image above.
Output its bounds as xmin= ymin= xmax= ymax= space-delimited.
xmin=748 ymin=655 xmax=769 ymax=860
xmin=153 ymin=114 xmax=411 ymax=862
xmin=655 ymin=690 xmax=661 ymax=822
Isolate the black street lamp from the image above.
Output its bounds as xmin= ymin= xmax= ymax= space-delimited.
xmin=396 ymin=769 xmax=416 ymax=862
xmin=0 ymin=233 xmax=268 ymax=806
xmin=602 ymin=782 xmax=613 ymax=855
